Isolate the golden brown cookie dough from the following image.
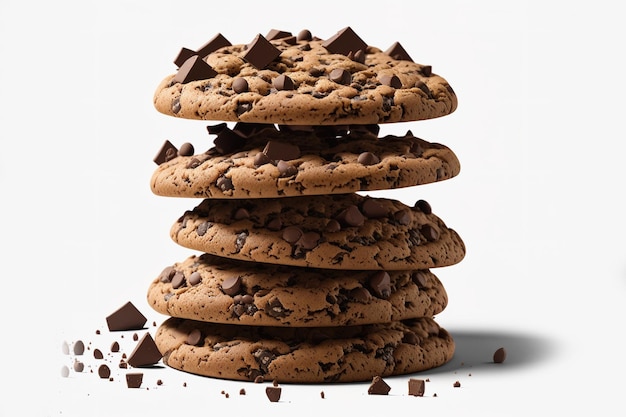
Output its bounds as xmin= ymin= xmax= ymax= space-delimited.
xmin=151 ymin=124 xmax=460 ymax=199
xmin=155 ymin=316 xmax=455 ymax=383
xmin=170 ymin=193 xmax=465 ymax=270
xmin=153 ymin=27 xmax=457 ymax=125
xmin=147 ymin=253 xmax=448 ymax=327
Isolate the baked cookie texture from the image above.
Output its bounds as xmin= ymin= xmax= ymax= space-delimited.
xmin=156 ymin=316 xmax=455 ymax=383
xmin=151 ymin=124 xmax=460 ymax=199
xmin=170 ymin=194 xmax=465 ymax=270
xmin=145 ymin=27 xmax=464 ymax=382
xmin=153 ymin=27 xmax=457 ymax=125
xmin=147 ymin=254 xmax=448 ymax=327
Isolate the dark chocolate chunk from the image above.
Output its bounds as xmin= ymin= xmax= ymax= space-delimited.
xmin=357 ymin=151 xmax=380 ymax=166
xmin=394 ymin=209 xmax=412 ymax=226
xmin=265 ymin=386 xmax=282 ymax=402
xmin=266 ymin=218 xmax=282 ymax=231
xmin=213 ymin=127 xmax=246 ymax=155
xmin=322 ymin=27 xmax=368 ymax=57
xmin=329 ymin=68 xmax=351 ymax=85
xmin=173 ymin=55 xmax=217 ymax=84
xmin=126 ymin=373 xmax=144 ymax=389
xmin=127 ymin=333 xmax=162 ymax=368
xmin=378 ymin=74 xmax=402 ymax=89
xmin=266 ymin=298 xmax=288 ymax=318
xmin=347 ymin=49 xmax=365 ymax=63
xmin=361 ymin=199 xmax=387 ymax=218
xmin=421 ymin=224 xmax=440 ymax=241
xmin=408 ymin=378 xmax=425 ymax=396
xmin=178 ymin=142 xmax=194 ymax=157
xmin=196 ymin=33 xmax=231 ymax=59
xmin=263 ymin=141 xmax=301 ymax=161
xmin=384 ymin=41 xmax=413 ymax=62
xmin=493 ymin=347 xmax=507 ymax=363
xmin=185 ymin=329 xmax=203 ymax=346
xmin=272 ymin=74 xmax=295 ymax=90
xmin=216 ymin=176 xmax=234 ymax=191
xmin=232 ymin=77 xmax=249 ymax=93
xmin=221 ymin=276 xmax=242 ymax=296
xmin=415 ymin=80 xmax=432 ymax=97
xmin=368 ymin=376 xmax=391 ymax=395
xmin=98 ymin=364 xmax=111 ymax=379
xmin=242 ymin=34 xmax=281 ymax=69
xmin=234 ymin=207 xmax=250 ymax=220
xmin=297 ymin=231 xmax=320 ymax=250
xmin=336 ymin=205 xmax=365 ymax=227
xmin=412 ymin=271 xmax=428 ymax=288
xmin=266 ymin=29 xmax=292 ymax=40
xmin=282 ymin=226 xmax=303 ymax=244
xmin=414 ymin=199 xmax=432 ymax=215
xmin=420 ymin=65 xmax=432 ymax=77
xmin=106 ymin=301 xmax=147 ymax=331
xmin=174 ymin=47 xmax=196 ymax=68
xmin=111 ymin=341 xmax=120 ymax=353
xmin=254 ymin=152 xmax=272 ymax=167
xmin=324 ymin=219 xmax=341 ymax=232
xmin=369 ymin=271 xmax=391 ymax=299
xmin=154 ymin=140 xmax=178 ymax=165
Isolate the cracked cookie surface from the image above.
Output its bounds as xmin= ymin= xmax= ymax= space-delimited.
xmin=156 ymin=316 xmax=454 ymax=383
xmin=147 ymin=253 xmax=448 ymax=327
xmin=170 ymin=193 xmax=465 ymax=270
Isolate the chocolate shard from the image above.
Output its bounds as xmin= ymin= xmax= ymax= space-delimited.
xmin=242 ymin=34 xmax=281 ymax=69
xmin=384 ymin=41 xmax=413 ymax=62
xmin=368 ymin=376 xmax=391 ymax=395
xmin=127 ymin=333 xmax=162 ymax=367
xmin=322 ymin=27 xmax=368 ymax=57
xmin=173 ymin=55 xmax=217 ymax=84
xmin=125 ymin=373 xmax=144 ymax=389
xmin=213 ymin=127 xmax=246 ymax=155
xmin=153 ymin=140 xmax=178 ymax=165
xmin=106 ymin=301 xmax=147 ymax=331
xmin=408 ymin=378 xmax=425 ymax=396
xmin=196 ymin=33 xmax=231 ymax=59
xmin=266 ymin=29 xmax=292 ymax=41
xmin=174 ymin=47 xmax=197 ymax=68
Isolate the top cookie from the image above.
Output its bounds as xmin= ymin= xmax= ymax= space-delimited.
xmin=153 ymin=27 xmax=457 ymax=125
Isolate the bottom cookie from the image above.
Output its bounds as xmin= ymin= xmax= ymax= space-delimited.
xmin=155 ymin=317 xmax=454 ymax=383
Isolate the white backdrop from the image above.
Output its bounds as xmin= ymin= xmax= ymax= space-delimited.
xmin=1 ymin=1 xmax=625 ymax=415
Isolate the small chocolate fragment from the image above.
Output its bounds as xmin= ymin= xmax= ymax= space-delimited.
xmin=266 ymin=29 xmax=292 ymax=40
xmin=384 ymin=41 xmax=413 ymax=62
xmin=207 ymin=122 xmax=228 ymax=135
xmin=73 ymin=360 xmax=84 ymax=372
xmin=368 ymin=376 xmax=391 ymax=395
xmin=421 ymin=224 xmax=440 ymax=241
xmin=221 ymin=276 xmax=242 ymax=296
xmin=322 ymin=27 xmax=368 ymax=57
xmin=408 ymin=378 xmax=425 ymax=396
xmin=154 ymin=140 xmax=178 ymax=165
xmin=93 ymin=349 xmax=103 ymax=360
xmin=329 ymin=68 xmax=351 ymax=85
xmin=369 ymin=271 xmax=391 ymax=299
xmin=272 ymin=74 xmax=294 ymax=90
xmin=126 ymin=373 xmax=144 ymax=389
xmin=254 ymin=152 xmax=272 ymax=167
xmin=394 ymin=209 xmax=412 ymax=226
xmin=265 ymin=386 xmax=282 ymax=402
xmin=378 ymin=74 xmax=402 ymax=89
xmin=263 ymin=141 xmax=300 ymax=161
xmin=106 ymin=301 xmax=147 ymax=331
xmin=493 ymin=347 xmax=507 ymax=363
xmin=127 ymin=333 xmax=162 ymax=367
xmin=414 ymin=199 xmax=432 ymax=214
xmin=420 ymin=65 xmax=432 ymax=77
xmin=349 ymin=287 xmax=372 ymax=303
xmin=276 ymin=160 xmax=297 ymax=177
xmin=73 ymin=340 xmax=85 ymax=355
xmin=173 ymin=55 xmax=217 ymax=84
xmin=98 ymin=364 xmax=111 ymax=379
xmin=111 ymin=341 xmax=120 ymax=353
xmin=242 ymin=34 xmax=281 ymax=70
xmin=453 ymin=381 xmax=461 ymax=388
xmin=185 ymin=329 xmax=203 ymax=346
xmin=196 ymin=33 xmax=231 ymax=59
xmin=336 ymin=205 xmax=365 ymax=227
xmin=232 ymin=77 xmax=249 ymax=93
xmin=178 ymin=142 xmax=194 ymax=157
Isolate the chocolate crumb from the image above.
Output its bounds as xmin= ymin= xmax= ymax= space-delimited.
xmin=93 ymin=349 xmax=103 ymax=359
xmin=239 ymin=388 xmax=246 ymax=395
xmin=320 ymin=391 xmax=325 ymax=399
xmin=453 ymin=381 xmax=461 ymax=388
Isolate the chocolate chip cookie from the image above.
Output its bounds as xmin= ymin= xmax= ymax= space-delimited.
xmin=151 ymin=123 xmax=460 ymax=199
xmin=153 ymin=27 xmax=457 ymax=125
xmin=155 ymin=316 xmax=455 ymax=383
xmin=147 ymin=253 xmax=448 ymax=327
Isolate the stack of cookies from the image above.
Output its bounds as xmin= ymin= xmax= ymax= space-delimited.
xmin=146 ymin=27 xmax=465 ymax=383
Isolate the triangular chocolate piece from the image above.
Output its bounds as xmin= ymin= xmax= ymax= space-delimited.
xmin=242 ymin=34 xmax=281 ymax=69
xmin=106 ymin=301 xmax=147 ymax=331
xmin=322 ymin=27 xmax=368 ymax=57
xmin=196 ymin=33 xmax=231 ymax=59
xmin=368 ymin=375 xmax=391 ymax=395
xmin=174 ymin=47 xmax=197 ymax=68
xmin=153 ymin=140 xmax=178 ymax=165
xmin=266 ymin=29 xmax=292 ymax=40
xmin=384 ymin=41 xmax=413 ymax=62
xmin=173 ymin=55 xmax=217 ymax=84
xmin=127 ymin=333 xmax=162 ymax=367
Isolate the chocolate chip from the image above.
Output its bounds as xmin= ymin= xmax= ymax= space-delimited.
xmin=297 ymin=231 xmax=320 ymax=250
xmin=266 ymin=217 xmax=282 ymax=231
xmin=188 ymin=271 xmax=202 ymax=286
xmin=493 ymin=347 xmax=507 ymax=363
xmin=111 ymin=341 xmax=120 ymax=353
xmin=93 ymin=349 xmax=103 ymax=360
xmin=347 ymin=49 xmax=366 ymax=63
xmin=393 ymin=209 xmax=412 ymax=225
xmin=282 ymin=226 xmax=303 ymax=244
xmin=453 ymin=381 xmax=461 ymax=388
xmin=127 ymin=333 xmax=162 ymax=368
xmin=297 ymin=29 xmax=312 ymax=41
xmin=322 ymin=27 xmax=368 ymax=57
xmin=242 ymin=34 xmax=281 ymax=69
xmin=98 ymin=364 xmax=111 ymax=379
xmin=171 ymin=271 xmax=186 ymax=289
xmin=369 ymin=271 xmax=391 ymax=299
xmin=254 ymin=152 xmax=272 ymax=167
xmin=213 ymin=127 xmax=246 ymax=155
xmin=185 ymin=329 xmax=203 ymax=346
xmin=408 ymin=378 xmax=425 ymax=396
xmin=266 ymin=386 xmax=282 ymax=402
xmin=254 ymin=349 xmax=275 ymax=372
xmin=173 ymin=55 xmax=217 ymax=84
xmin=263 ymin=141 xmax=301 ymax=161
xmin=421 ymin=224 xmax=440 ymax=241
xmin=106 ymin=302 xmax=147 ymax=332
xmin=266 ymin=29 xmax=292 ymax=40
xmin=357 ymin=151 xmax=380 ymax=166
xmin=273 ymin=74 xmax=295 ymax=90
xmin=221 ymin=276 xmax=242 ymax=296
xmin=412 ymin=271 xmax=428 ymax=288
xmin=324 ymin=219 xmax=341 ymax=232
xmin=232 ymin=77 xmax=249 ymax=93
xmin=368 ymin=376 xmax=391 ymax=395
xmin=178 ymin=142 xmax=194 ymax=157
xmin=420 ymin=65 xmax=432 ymax=77
xmin=126 ymin=373 xmax=144 ymax=389
xmin=329 ymin=68 xmax=351 ymax=85
xmin=186 ymin=157 xmax=202 ymax=169
xmin=378 ymin=74 xmax=402 ymax=89
xmin=384 ymin=41 xmax=413 ymax=62
xmin=349 ymin=287 xmax=372 ymax=303
xmin=336 ymin=205 xmax=365 ymax=227
xmin=196 ymin=33 xmax=231 ymax=59
xmin=73 ymin=340 xmax=85 ymax=355
xmin=402 ymin=331 xmax=420 ymax=345
xmin=414 ymin=199 xmax=432 ymax=214
xmin=276 ymin=160 xmax=297 ymax=177
xmin=216 ymin=176 xmax=234 ymax=191
xmin=361 ymin=199 xmax=387 ymax=218
xmin=234 ymin=207 xmax=250 ymax=220
xmin=154 ymin=140 xmax=178 ymax=165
